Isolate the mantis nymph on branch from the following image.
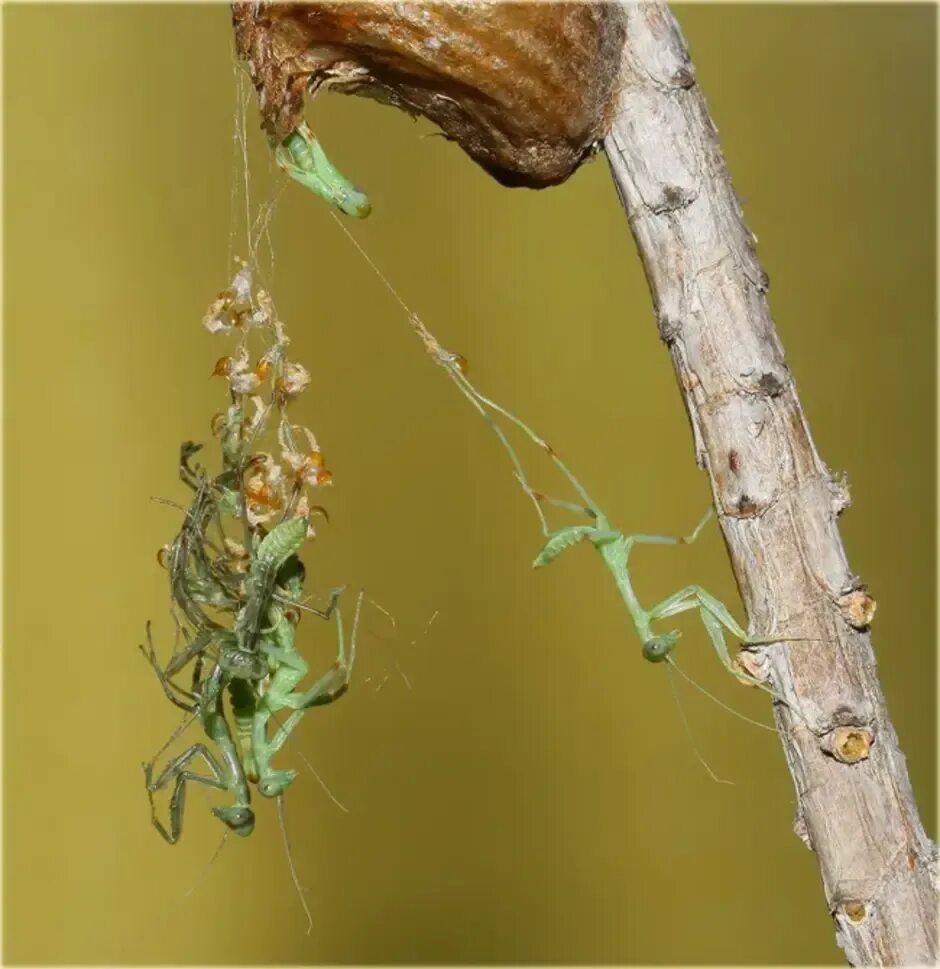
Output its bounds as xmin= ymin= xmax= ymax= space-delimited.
xmin=416 ymin=317 xmax=795 ymax=693
xmin=325 ymin=219 xmax=814 ymax=731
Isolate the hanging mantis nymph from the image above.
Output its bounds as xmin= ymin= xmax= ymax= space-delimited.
xmin=141 ymin=260 xmax=362 ymax=931
xmin=275 ymin=122 xmax=371 ymax=218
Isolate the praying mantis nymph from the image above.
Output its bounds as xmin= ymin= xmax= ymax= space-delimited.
xmin=275 ymin=122 xmax=371 ymax=218
xmin=436 ymin=338 xmax=800 ymax=695
xmin=321 ymin=219 xmax=778 ymax=694
xmin=327 ymin=217 xmax=815 ymax=728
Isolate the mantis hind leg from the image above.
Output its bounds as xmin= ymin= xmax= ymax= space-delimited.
xmin=625 ymin=508 xmax=715 ymax=548
xmin=140 ymin=622 xmax=198 ymax=713
xmin=165 ymin=627 xmax=224 ymax=680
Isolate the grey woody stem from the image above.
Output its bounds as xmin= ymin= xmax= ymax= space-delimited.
xmin=602 ymin=5 xmax=937 ymax=965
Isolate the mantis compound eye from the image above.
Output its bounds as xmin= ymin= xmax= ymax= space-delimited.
xmin=643 ymin=634 xmax=679 ymax=664
xmin=258 ymin=770 xmax=298 ymax=799
xmin=214 ymin=805 xmax=255 ymax=837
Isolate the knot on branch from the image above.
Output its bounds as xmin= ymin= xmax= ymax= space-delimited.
xmin=656 ymin=313 xmax=681 ymax=345
xmin=826 ymin=726 xmax=875 ymax=764
xmin=840 ymin=899 xmax=868 ymax=923
xmin=740 ymin=367 xmax=788 ymax=398
xmin=837 ymin=586 xmax=877 ymax=630
xmin=828 ymin=471 xmax=852 ymax=516
xmin=649 ymin=183 xmax=696 ymax=215
xmin=669 ymin=63 xmax=696 ymax=89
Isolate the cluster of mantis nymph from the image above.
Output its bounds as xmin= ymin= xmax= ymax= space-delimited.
xmin=142 ymin=259 xmax=362 ymax=930
xmin=143 ymin=121 xmax=803 ymax=930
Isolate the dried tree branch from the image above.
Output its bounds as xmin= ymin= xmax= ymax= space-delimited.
xmin=602 ymin=5 xmax=937 ymax=964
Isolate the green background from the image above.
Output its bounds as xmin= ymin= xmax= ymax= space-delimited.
xmin=4 ymin=4 xmax=935 ymax=964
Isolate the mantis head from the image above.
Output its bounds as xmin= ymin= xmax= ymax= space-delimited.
xmin=642 ymin=631 xmax=680 ymax=663
xmin=258 ymin=769 xmax=298 ymax=799
xmin=213 ymin=804 xmax=255 ymax=837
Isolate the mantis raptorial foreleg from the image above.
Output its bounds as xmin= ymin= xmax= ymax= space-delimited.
xmin=645 ymin=585 xmax=759 ymax=682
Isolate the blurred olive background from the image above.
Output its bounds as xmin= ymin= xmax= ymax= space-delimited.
xmin=4 ymin=4 xmax=935 ymax=965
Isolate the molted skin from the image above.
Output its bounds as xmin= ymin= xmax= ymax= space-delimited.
xmin=232 ymin=1 xmax=628 ymax=187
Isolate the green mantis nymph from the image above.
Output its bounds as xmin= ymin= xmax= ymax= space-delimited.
xmin=276 ymin=122 xmax=371 ymax=218
xmin=328 ymin=216 xmax=808 ymax=715
xmin=247 ymin=570 xmax=359 ymax=801
xmin=405 ymin=311 xmax=803 ymax=703
xmin=143 ymin=658 xmax=255 ymax=842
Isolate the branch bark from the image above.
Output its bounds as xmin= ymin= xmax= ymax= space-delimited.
xmin=602 ymin=5 xmax=937 ymax=964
